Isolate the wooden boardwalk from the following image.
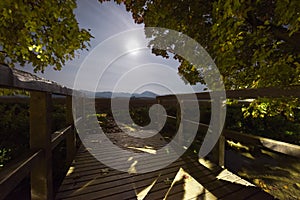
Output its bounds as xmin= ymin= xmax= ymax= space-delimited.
xmin=56 ymin=131 xmax=274 ymax=200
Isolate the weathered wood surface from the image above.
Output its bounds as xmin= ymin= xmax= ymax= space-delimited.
xmin=164 ymin=113 xmax=300 ymax=159
xmin=56 ymin=133 xmax=274 ymax=200
xmin=66 ymin=96 xmax=76 ymax=166
xmin=30 ymin=91 xmax=53 ymax=200
xmin=222 ymin=128 xmax=300 ymax=158
xmin=196 ymin=122 xmax=300 ymax=159
xmin=157 ymin=85 xmax=300 ymax=101
xmin=51 ymin=125 xmax=73 ymax=151
xmin=0 ymin=64 xmax=72 ymax=95
xmin=0 ymin=65 xmax=80 ymax=200
xmin=0 ymin=149 xmax=43 ymax=200
xmin=0 ymin=96 xmax=68 ymax=104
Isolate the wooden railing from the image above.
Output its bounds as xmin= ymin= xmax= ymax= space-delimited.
xmin=0 ymin=64 xmax=81 ymax=200
xmin=1 ymin=63 xmax=300 ymax=199
xmin=157 ymin=85 xmax=300 ymax=167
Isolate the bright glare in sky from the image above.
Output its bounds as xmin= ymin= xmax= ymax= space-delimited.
xmin=126 ymin=39 xmax=141 ymax=53
xmin=16 ymin=0 xmax=205 ymax=95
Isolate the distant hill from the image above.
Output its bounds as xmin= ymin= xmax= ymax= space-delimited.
xmin=95 ymin=91 xmax=113 ymax=98
xmin=132 ymin=91 xmax=157 ymax=98
xmin=94 ymin=91 xmax=157 ymax=99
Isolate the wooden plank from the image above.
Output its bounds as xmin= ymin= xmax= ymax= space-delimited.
xmin=0 ymin=149 xmax=43 ymax=200
xmin=58 ymin=164 xmax=176 ymax=198
xmin=0 ymin=96 xmax=67 ymax=104
xmin=222 ymin=128 xmax=300 ymax=158
xmin=246 ymin=191 xmax=275 ymax=200
xmin=141 ymin=153 xmax=220 ymax=199
xmin=56 ymin=144 xmax=273 ymax=200
xmin=176 ymin=154 xmax=264 ymax=199
xmin=225 ymin=86 xmax=300 ymax=99
xmin=61 ymin=144 xmax=179 ymax=178
xmin=57 ymin=144 xmax=217 ymax=199
xmin=157 ymin=85 xmax=300 ymax=101
xmin=67 ymin=153 xmax=179 ymax=175
xmin=175 ymin=168 xmax=253 ymax=200
xmin=30 ymin=91 xmax=53 ymax=200
xmin=60 ymin=151 xmax=213 ymax=189
xmin=56 ymin=124 xmax=274 ymax=200
xmin=196 ymin=122 xmax=300 ymax=158
xmin=57 ymin=156 xmax=219 ymax=200
xmin=145 ymin=164 xmax=221 ymax=200
xmin=219 ymin=186 xmax=272 ymax=200
xmin=0 ymin=64 xmax=13 ymax=86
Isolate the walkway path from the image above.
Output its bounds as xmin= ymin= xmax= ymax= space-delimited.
xmin=56 ymin=126 xmax=274 ymax=199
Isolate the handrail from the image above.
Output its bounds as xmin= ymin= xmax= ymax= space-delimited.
xmin=0 ymin=102 xmax=77 ymax=199
xmin=0 ymin=96 xmax=69 ymax=104
xmin=51 ymin=118 xmax=83 ymax=151
xmin=164 ymin=114 xmax=300 ymax=158
xmin=0 ymin=149 xmax=43 ymax=200
xmin=74 ymin=116 xmax=83 ymax=125
xmin=51 ymin=125 xmax=73 ymax=150
xmin=0 ymin=65 xmax=81 ymax=200
xmin=0 ymin=64 xmax=72 ymax=95
xmin=157 ymin=85 xmax=300 ymax=100
xmin=222 ymin=128 xmax=300 ymax=158
xmin=1 ymin=63 xmax=299 ymax=198
xmin=158 ymin=85 xmax=300 ymax=166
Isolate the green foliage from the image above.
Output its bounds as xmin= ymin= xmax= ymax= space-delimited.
xmin=0 ymin=102 xmax=67 ymax=167
xmin=0 ymin=0 xmax=92 ymax=72
xmin=100 ymin=0 xmax=300 ymax=118
xmin=101 ymin=0 xmax=300 ymax=89
xmin=129 ymin=107 xmax=151 ymax=126
xmin=0 ymin=88 xmax=29 ymax=96
xmin=211 ymin=0 xmax=300 ymax=89
xmin=0 ymin=148 xmax=11 ymax=167
xmin=226 ymin=104 xmax=300 ymax=144
xmin=0 ymin=103 xmax=29 ymax=167
xmin=96 ymin=113 xmax=108 ymax=121
xmin=242 ymin=98 xmax=299 ymax=120
xmin=178 ymin=60 xmax=202 ymax=85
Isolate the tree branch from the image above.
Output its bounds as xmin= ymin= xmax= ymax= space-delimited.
xmin=246 ymin=13 xmax=300 ymax=52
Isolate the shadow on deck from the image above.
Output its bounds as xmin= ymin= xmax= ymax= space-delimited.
xmin=56 ymin=132 xmax=274 ymax=200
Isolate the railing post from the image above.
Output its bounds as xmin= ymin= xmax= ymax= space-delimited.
xmin=176 ymin=100 xmax=184 ymax=147
xmin=211 ymin=98 xmax=225 ymax=168
xmin=218 ymin=97 xmax=226 ymax=168
xmin=29 ymin=91 xmax=53 ymax=200
xmin=66 ymin=95 xmax=76 ymax=166
xmin=218 ymin=134 xmax=225 ymax=167
xmin=156 ymin=98 xmax=162 ymax=132
xmin=82 ymin=96 xmax=87 ymax=126
xmin=79 ymin=96 xmax=86 ymax=128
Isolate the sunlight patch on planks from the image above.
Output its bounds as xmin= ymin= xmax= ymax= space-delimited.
xmin=135 ymin=175 xmax=160 ymax=200
xmin=164 ymin=167 xmax=217 ymax=200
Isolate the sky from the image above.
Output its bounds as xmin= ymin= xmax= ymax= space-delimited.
xmin=17 ymin=0 xmax=205 ymax=95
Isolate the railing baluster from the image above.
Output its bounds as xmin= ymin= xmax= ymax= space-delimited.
xmin=66 ymin=95 xmax=76 ymax=166
xmin=210 ymin=98 xmax=226 ymax=168
xmin=218 ymin=135 xmax=225 ymax=167
xmin=176 ymin=100 xmax=183 ymax=146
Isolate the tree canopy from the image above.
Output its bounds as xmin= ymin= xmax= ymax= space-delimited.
xmin=99 ymin=0 xmax=300 ymax=119
xmin=100 ymin=0 xmax=300 ymax=90
xmin=0 ymin=0 xmax=92 ymax=72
